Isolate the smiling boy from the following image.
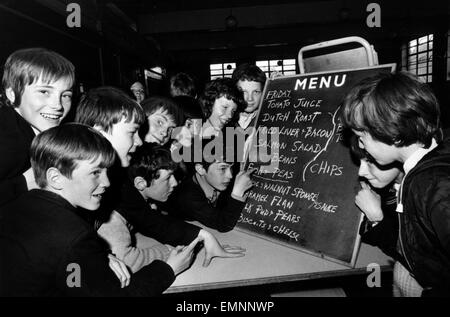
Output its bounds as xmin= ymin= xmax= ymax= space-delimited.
xmin=140 ymin=96 xmax=183 ymax=146
xmin=199 ymin=78 xmax=245 ymax=138
xmin=0 ymin=47 xmax=74 ymax=206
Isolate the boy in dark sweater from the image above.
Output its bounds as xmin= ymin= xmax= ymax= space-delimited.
xmin=0 ymin=124 xmax=196 ymax=296
xmin=0 ymin=47 xmax=74 ymax=206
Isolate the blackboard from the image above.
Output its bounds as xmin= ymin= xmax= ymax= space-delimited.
xmin=237 ymin=64 xmax=396 ymax=267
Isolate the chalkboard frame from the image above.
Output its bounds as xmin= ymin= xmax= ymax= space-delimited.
xmin=236 ymin=64 xmax=397 ymax=267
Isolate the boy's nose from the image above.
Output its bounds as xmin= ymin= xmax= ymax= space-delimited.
xmin=358 ymin=161 xmax=369 ymax=178
xmin=134 ymin=133 xmax=143 ymax=147
xmin=246 ymin=93 xmax=254 ymax=102
xmin=170 ymin=176 xmax=178 ymax=188
xmin=100 ymin=171 xmax=110 ymax=188
xmin=225 ymin=168 xmax=233 ymax=179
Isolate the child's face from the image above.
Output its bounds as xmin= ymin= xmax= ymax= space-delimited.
xmin=131 ymin=89 xmax=145 ymax=104
xmin=205 ymin=162 xmax=233 ymax=191
xmin=145 ymin=108 xmax=176 ymax=145
xmin=59 ymin=157 xmax=110 ymax=210
xmin=237 ymin=80 xmax=262 ymax=114
xmin=358 ymin=159 xmax=402 ymax=188
xmin=101 ymin=117 xmax=142 ymax=167
xmin=353 ymin=130 xmax=400 ymax=165
xmin=208 ymin=96 xmax=237 ymax=129
xmin=15 ymin=76 xmax=73 ymax=133
xmin=143 ymin=169 xmax=178 ymax=202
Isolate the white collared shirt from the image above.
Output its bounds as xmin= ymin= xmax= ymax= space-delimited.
xmin=238 ymin=112 xmax=257 ymax=131
xmin=403 ymin=138 xmax=438 ymax=176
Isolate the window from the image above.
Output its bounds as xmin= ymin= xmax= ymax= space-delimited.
xmin=256 ymin=59 xmax=297 ymax=77
xmin=210 ymin=63 xmax=236 ymax=80
xmin=401 ymin=34 xmax=433 ymax=83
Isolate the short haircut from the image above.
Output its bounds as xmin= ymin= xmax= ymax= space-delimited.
xmin=183 ymin=135 xmax=238 ymax=172
xmin=199 ymin=78 xmax=245 ymax=119
xmin=170 ymin=72 xmax=196 ymax=97
xmin=342 ymin=71 xmax=441 ymax=148
xmin=2 ymin=47 xmax=75 ymax=107
xmin=128 ymin=142 xmax=178 ymax=184
xmin=173 ymin=95 xmax=204 ymax=121
xmin=349 ymin=134 xmax=402 ymax=171
xmin=140 ymin=95 xmax=184 ymax=126
xmin=232 ymin=63 xmax=266 ymax=86
xmin=75 ymin=86 xmax=145 ymax=133
xmin=31 ymin=123 xmax=116 ymax=188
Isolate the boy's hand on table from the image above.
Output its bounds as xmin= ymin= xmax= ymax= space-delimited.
xmin=197 ymin=229 xmax=246 ymax=267
xmin=108 ymin=254 xmax=131 ymax=288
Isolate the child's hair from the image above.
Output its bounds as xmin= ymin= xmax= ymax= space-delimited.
xmin=186 ymin=135 xmax=238 ymax=172
xmin=342 ymin=71 xmax=441 ymax=148
xmin=232 ymin=63 xmax=267 ymax=86
xmin=2 ymin=47 xmax=75 ymax=107
xmin=128 ymin=142 xmax=178 ymax=184
xmin=75 ymin=86 xmax=145 ymax=133
xmin=173 ymin=95 xmax=204 ymax=121
xmin=30 ymin=123 xmax=116 ymax=188
xmin=199 ymin=78 xmax=245 ymax=119
xmin=169 ymin=72 xmax=196 ymax=97
xmin=349 ymin=133 xmax=402 ymax=171
xmin=140 ymin=96 xmax=184 ymax=126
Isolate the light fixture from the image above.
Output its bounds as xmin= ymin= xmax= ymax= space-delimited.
xmin=225 ymin=9 xmax=238 ymax=29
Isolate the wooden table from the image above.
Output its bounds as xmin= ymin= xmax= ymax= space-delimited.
xmin=166 ymin=225 xmax=393 ymax=294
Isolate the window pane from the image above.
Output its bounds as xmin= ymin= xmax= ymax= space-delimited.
xmin=283 ymin=59 xmax=296 ymax=65
xmin=269 ymin=60 xmax=279 ymax=67
xmin=429 ymin=34 xmax=433 ymax=41
xmin=409 ymin=39 xmax=417 ymax=47
xmin=283 ymin=65 xmax=296 ymax=71
xmin=256 ymin=61 xmax=268 ymax=67
xmin=210 ymin=69 xmax=223 ymax=76
xmin=418 ymin=43 xmax=427 ymax=52
xmin=418 ymin=53 xmax=427 ymax=63
xmin=418 ymin=66 xmax=427 ymax=75
xmin=418 ymin=75 xmax=426 ymax=83
xmin=284 ymin=71 xmax=296 ymax=76
xmin=409 ymin=46 xmax=417 ymax=54
xmin=418 ymin=36 xmax=428 ymax=44
xmin=210 ymin=64 xmax=222 ymax=70
xmin=427 ymin=75 xmax=432 ymax=82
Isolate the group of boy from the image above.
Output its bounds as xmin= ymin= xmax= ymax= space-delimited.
xmin=0 ymin=48 xmax=247 ymax=296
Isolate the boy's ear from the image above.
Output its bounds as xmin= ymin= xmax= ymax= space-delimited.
xmin=195 ymin=163 xmax=207 ymax=176
xmin=93 ymin=124 xmax=107 ymax=135
xmin=46 ymin=167 xmax=64 ymax=190
xmin=134 ymin=176 xmax=148 ymax=191
xmin=5 ymin=88 xmax=15 ymax=104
